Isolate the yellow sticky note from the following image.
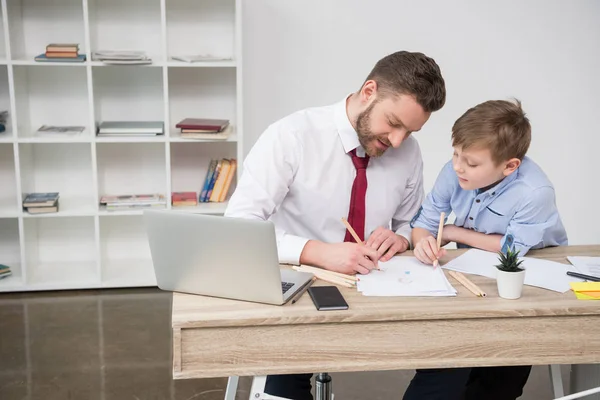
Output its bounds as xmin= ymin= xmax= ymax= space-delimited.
xmin=570 ymin=282 xmax=600 ymax=300
xmin=574 ymin=292 xmax=600 ymax=300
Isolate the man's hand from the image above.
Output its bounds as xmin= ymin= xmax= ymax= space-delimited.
xmin=300 ymin=241 xmax=379 ymax=275
xmin=365 ymin=227 xmax=410 ymax=262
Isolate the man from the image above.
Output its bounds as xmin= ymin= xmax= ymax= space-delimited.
xmin=225 ymin=51 xmax=446 ymax=399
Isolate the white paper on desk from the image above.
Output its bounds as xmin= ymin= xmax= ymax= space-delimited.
xmin=357 ymin=257 xmax=457 ymax=297
xmin=442 ymin=249 xmax=573 ymax=293
xmin=567 ymin=256 xmax=600 ymax=277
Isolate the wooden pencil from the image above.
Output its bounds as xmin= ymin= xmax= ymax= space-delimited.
xmin=448 ymin=270 xmax=487 ymax=297
xmin=433 ymin=212 xmax=446 ymax=268
xmin=292 ymin=266 xmax=354 ymax=288
xmin=341 ymin=217 xmax=380 ymax=270
xmin=298 ymin=264 xmax=357 ymax=282
xmin=341 ymin=217 xmax=363 ymax=244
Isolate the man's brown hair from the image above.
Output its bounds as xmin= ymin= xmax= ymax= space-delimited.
xmin=363 ymin=51 xmax=446 ymax=113
xmin=452 ymin=99 xmax=531 ymax=164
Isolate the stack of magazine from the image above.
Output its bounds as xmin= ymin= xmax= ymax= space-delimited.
xmin=92 ymin=50 xmax=152 ymax=65
xmin=100 ymin=194 xmax=167 ymax=211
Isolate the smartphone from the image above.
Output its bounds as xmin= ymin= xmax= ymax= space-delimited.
xmin=307 ymin=286 xmax=349 ymax=311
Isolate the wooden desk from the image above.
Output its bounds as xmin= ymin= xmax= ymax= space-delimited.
xmin=171 ymin=245 xmax=600 ymax=380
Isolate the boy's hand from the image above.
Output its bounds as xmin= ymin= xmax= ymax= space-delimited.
xmin=414 ymin=235 xmax=447 ymax=265
xmin=366 ymin=227 xmax=410 ymax=262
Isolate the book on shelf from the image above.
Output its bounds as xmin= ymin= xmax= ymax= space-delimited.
xmin=36 ymin=43 xmax=84 ymax=62
xmin=92 ymin=50 xmax=152 ymax=65
xmin=46 ymin=43 xmax=79 ymax=52
xmin=0 ymin=264 xmax=11 ymax=280
xmin=171 ymin=54 xmax=232 ymax=63
xmin=37 ymin=125 xmax=85 ymax=135
xmin=22 ymin=192 xmax=60 ymax=214
xmin=172 ymin=192 xmax=198 ymax=207
xmin=35 ymin=54 xmax=86 ymax=63
xmin=0 ymin=111 xmax=7 ymax=133
xmin=175 ymin=118 xmax=230 ymax=140
xmin=199 ymin=159 xmax=237 ymax=203
xmin=176 ymin=118 xmax=229 ymax=132
xmin=97 ymin=121 xmax=164 ymax=136
xmin=100 ymin=194 xmax=167 ymax=211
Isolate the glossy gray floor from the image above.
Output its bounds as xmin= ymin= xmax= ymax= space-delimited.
xmin=0 ymin=288 xmax=566 ymax=399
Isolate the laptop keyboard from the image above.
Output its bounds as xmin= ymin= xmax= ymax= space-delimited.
xmin=281 ymin=282 xmax=294 ymax=294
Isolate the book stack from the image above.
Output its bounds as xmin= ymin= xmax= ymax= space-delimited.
xmin=35 ymin=43 xmax=86 ymax=63
xmin=172 ymin=192 xmax=197 ymax=207
xmin=0 ymin=110 xmax=7 ymax=133
xmin=100 ymin=194 xmax=167 ymax=211
xmin=22 ymin=192 xmax=59 ymax=214
xmin=97 ymin=121 xmax=164 ymax=137
xmin=199 ymin=159 xmax=237 ymax=203
xmin=175 ymin=118 xmax=230 ymax=140
xmin=0 ymin=264 xmax=11 ymax=280
xmin=92 ymin=50 xmax=152 ymax=65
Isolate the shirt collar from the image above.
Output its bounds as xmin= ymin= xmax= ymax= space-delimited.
xmin=334 ymin=95 xmax=362 ymax=155
xmin=477 ymin=166 xmax=520 ymax=196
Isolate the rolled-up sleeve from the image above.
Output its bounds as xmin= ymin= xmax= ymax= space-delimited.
xmin=501 ymin=186 xmax=563 ymax=256
xmin=410 ymin=161 xmax=455 ymax=236
xmin=225 ymin=123 xmax=310 ymax=264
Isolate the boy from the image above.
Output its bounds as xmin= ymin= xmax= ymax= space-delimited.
xmin=406 ymin=99 xmax=568 ymax=400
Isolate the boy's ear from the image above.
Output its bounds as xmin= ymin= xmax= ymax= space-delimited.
xmin=503 ymin=158 xmax=521 ymax=176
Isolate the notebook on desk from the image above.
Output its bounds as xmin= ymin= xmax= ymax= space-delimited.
xmin=143 ymin=210 xmax=313 ymax=305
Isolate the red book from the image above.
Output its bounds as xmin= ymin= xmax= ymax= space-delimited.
xmin=175 ymin=118 xmax=229 ymax=131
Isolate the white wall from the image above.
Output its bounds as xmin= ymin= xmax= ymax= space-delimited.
xmin=242 ymin=0 xmax=600 ymax=245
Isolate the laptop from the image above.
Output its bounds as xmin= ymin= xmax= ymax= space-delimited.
xmin=143 ymin=210 xmax=314 ymax=305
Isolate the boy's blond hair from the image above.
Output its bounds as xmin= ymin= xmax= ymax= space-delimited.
xmin=451 ymin=99 xmax=531 ymax=164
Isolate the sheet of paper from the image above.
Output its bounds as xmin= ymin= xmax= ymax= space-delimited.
xmin=357 ymin=257 xmax=456 ymax=297
xmin=442 ymin=249 xmax=573 ymax=293
xmin=567 ymin=256 xmax=600 ymax=277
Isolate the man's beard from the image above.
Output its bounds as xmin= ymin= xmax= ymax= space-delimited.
xmin=356 ymin=101 xmax=387 ymax=157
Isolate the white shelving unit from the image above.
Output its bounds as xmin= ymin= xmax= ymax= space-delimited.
xmin=0 ymin=0 xmax=243 ymax=292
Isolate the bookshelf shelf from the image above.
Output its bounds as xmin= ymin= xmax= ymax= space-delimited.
xmin=166 ymin=60 xmax=237 ymax=68
xmin=6 ymin=0 xmax=86 ymax=61
xmin=0 ymin=144 xmax=18 ymax=213
xmin=0 ymin=0 xmax=243 ymax=292
xmin=10 ymin=59 xmax=87 ymax=67
xmin=99 ymin=215 xmax=156 ymax=287
xmin=13 ymin=66 xmax=91 ymax=138
xmin=172 ymin=201 xmax=229 ymax=215
xmin=23 ymin=217 xmax=98 ymax=286
xmin=0 ymin=218 xmax=22 ymax=287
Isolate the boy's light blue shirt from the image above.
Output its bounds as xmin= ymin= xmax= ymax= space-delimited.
xmin=410 ymin=156 xmax=568 ymax=255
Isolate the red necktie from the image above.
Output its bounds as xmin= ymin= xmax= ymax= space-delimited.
xmin=344 ymin=149 xmax=370 ymax=242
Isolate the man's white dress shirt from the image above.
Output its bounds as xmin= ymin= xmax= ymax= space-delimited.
xmin=225 ymin=97 xmax=425 ymax=264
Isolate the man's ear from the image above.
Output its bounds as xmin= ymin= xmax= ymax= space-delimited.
xmin=360 ymin=80 xmax=378 ymax=103
xmin=503 ymin=158 xmax=521 ymax=176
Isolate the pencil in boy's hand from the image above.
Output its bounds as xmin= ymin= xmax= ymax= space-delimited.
xmin=433 ymin=212 xmax=446 ymax=268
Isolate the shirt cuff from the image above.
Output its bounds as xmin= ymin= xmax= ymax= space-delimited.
xmin=277 ymin=234 xmax=311 ymax=265
xmin=395 ymin=224 xmax=413 ymax=249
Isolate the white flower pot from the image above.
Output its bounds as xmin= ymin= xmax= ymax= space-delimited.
xmin=496 ymin=269 xmax=526 ymax=299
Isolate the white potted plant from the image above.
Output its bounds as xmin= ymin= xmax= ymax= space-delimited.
xmin=495 ymin=249 xmax=526 ymax=299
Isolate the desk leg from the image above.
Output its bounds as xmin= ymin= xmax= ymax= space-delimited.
xmin=225 ymin=376 xmax=239 ymax=400
xmin=550 ymin=365 xmax=565 ymax=397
